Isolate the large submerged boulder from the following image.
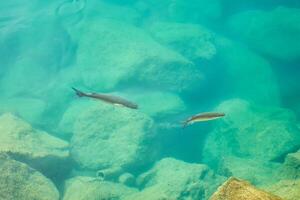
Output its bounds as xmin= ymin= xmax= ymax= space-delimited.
xmin=66 ymin=19 xmax=203 ymax=92
xmin=148 ymin=22 xmax=217 ymax=61
xmin=202 ymin=99 xmax=300 ymax=185
xmin=0 ymin=97 xmax=46 ymax=125
xmin=125 ymin=157 xmax=225 ymax=200
xmin=210 ymin=177 xmax=282 ymax=200
xmin=215 ymin=156 xmax=282 ymax=186
xmin=70 ymin=101 xmax=157 ymax=177
xmin=280 ymin=149 xmax=300 ymax=179
xmin=0 ymin=113 xmax=71 ymax=179
xmin=0 ymin=154 xmax=59 ymax=200
xmin=203 ymin=99 xmax=300 ymax=163
xmin=215 ymin=38 xmax=279 ymax=105
xmin=227 ymin=7 xmax=300 ymax=61
xmin=263 ymin=179 xmax=300 ymax=200
xmin=0 ymin=19 xmax=73 ymax=98
xmin=130 ymin=90 xmax=186 ymax=119
xmin=135 ymin=0 xmax=221 ymax=24
xmin=62 ymin=176 xmax=137 ymax=200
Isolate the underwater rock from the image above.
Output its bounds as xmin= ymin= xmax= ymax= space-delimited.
xmin=216 ymin=156 xmax=282 ymax=186
xmin=69 ymin=19 xmax=202 ymax=92
xmin=263 ymin=179 xmax=300 ymax=200
xmin=135 ymin=0 xmax=221 ymax=24
xmin=209 ymin=177 xmax=282 ymax=200
xmin=85 ymin=1 xmax=142 ymax=25
xmin=0 ymin=154 xmax=59 ymax=200
xmin=62 ymin=176 xmax=138 ymax=200
xmin=131 ymin=90 xmax=186 ymax=118
xmin=227 ymin=7 xmax=300 ymax=61
xmin=203 ymin=99 xmax=300 ymax=163
xmin=55 ymin=0 xmax=86 ymax=27
xmin=281 ymin=149 xmax=300 ymax=179
xmin=118 ymin=173 xmax=136 ymax=187
xmin=126 ymin=157 xmax=225 ymax=200
xmin=70 ymin=102 xmax=157 ymax=175
xmin=58 ymin=99 xmax=93 ymax=138
xmin=0 ymin=97 xmax=46 ymax=126
xmin=59 ymin=89 xmax=183 ymax=136
xmin=215 ymin=37 xmax=279 ymax=105
xmin=148 ymin=22 xmax=216 ymax=61
xmin=0 ymin=113 xmax=71 ymax=180
xmin=0 ymin=19 xmax=74 ymax=98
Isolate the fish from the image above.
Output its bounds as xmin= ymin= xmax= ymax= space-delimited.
xmin=182 ymin=112 xmax=225 ymax=128
xmin=72 ymin=87 xmax=138 ymax=109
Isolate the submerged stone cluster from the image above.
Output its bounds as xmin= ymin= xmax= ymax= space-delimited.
xmin=0 ymin=0 xmax=300 ymax=199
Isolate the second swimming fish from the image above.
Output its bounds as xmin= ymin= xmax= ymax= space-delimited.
xmin=72 ymin=87 xmax=138 ymax=109
xmin=182 ymin=112 xmax=225 ymax=128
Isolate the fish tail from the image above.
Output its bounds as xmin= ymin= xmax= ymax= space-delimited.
xmin=181 ymin=120 xmax=189 ymax=129
xmin=72 ymin=87 xmax=86 ymax=97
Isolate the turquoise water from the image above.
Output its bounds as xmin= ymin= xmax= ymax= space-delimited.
xmin=0 ymin=0 xmax=300 ymax=199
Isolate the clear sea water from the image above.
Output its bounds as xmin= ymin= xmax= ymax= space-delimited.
xmin=0 ymin=0 xmax=300 ymax=199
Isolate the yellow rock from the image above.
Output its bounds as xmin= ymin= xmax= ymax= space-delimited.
xmin=210 ymin=177 xmax=282 ymax=200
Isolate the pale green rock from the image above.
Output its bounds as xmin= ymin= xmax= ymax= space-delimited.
xmin=263 ymin=179 xmax=300 ymax=200
xmin=59 ymin=91 xmax=185 ymax=138
xmin=85 ymin=1 xmax=142 ymax=25
xmin=67 ymin=19 xmax=202 ymax=92
xmin=0 ymin=97 xmax=46 ymax=125
xmin=227 ymin=7 xmax=300 ymax=61
xmin=215 ymin=156 xmax=282 ymax=186
xmin=0 ymin=113 xmax=70 ymax=179
xmin=0 ymin=154 xmax=59 ymax=200
xmin=63 ymin=176 xmax=138 ymax=200
xmin=70 ymin=102 xmax=157 ymax=172
xmin=215 ymin=37 xmax=279 ymax=105
xmin=131 ymin=90 xmax=186 ymax=118
xmin=126 ymin=157 xmax=225 ymax=200
xmin=281 ymin=149 xmax=300 ymax=179
xmin=0 ymin=19 xmax=73 ymax=97
xmin=202 ymin=99 xmax=300 ymax=177
xmin=135 ymin=0 xmax=221 ymax=23
xmin=148 ymin=22 xmax=216 ymax=60
xmin=58 ymin=99 xmax=93 ymax=138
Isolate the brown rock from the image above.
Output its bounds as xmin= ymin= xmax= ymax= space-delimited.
xmin=210 ymin=177 xmax=282 ymax=200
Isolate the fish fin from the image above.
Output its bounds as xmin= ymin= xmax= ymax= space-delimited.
xmin=72 ymin=87 xmax=86 ymax=97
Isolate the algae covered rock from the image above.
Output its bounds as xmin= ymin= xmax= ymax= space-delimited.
xmin=0 ymin=19 xmax=73 ymax=98
xmin=263 ymin=179 xmax=300 ymax=200
xmin=0 ymin=154 xmax=59 ymax=200
xmin=210 ymin=177 xmax=282 ymax=200
xmin=70 ymin=102 xmax=157 ymax=174
xmin=0 ymin=97 xmax=46 ymax=126
xmin=135 ymin=0 xmax=221 ymax=23
xmin=69 ymin=19 xmax=202 ymax=92
xmin=203 ymin=99 xmax=300 ymax=164
xmin=0 ymin=113 xmax=70 ymax=179
xmin=85 ymin=1 xmax=142 ymax=25
xmin=227 ymin=7 xmax=300 ymax=61
xmin=216 ymin=156 xmax=282 ymax=186
xmin=215 ymin=38 xmax=279 ymax=105
xmin=131 ymin=90 xmax=186 ymax=118
xmin=281 ymin=149 xmax=300 ymax=179
xmin=148 ymin=22 xmax=216 ymax=60
xmin=63 ymin=176 xmax=137 ymax=200
xmin=126 ymin=157 xmax=225 ymax=200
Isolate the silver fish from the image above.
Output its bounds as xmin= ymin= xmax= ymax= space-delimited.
xmin=72 ymin=87 xmax=138 ymax=109
xmin=182 ymin=112 xmax=225 ymax=128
